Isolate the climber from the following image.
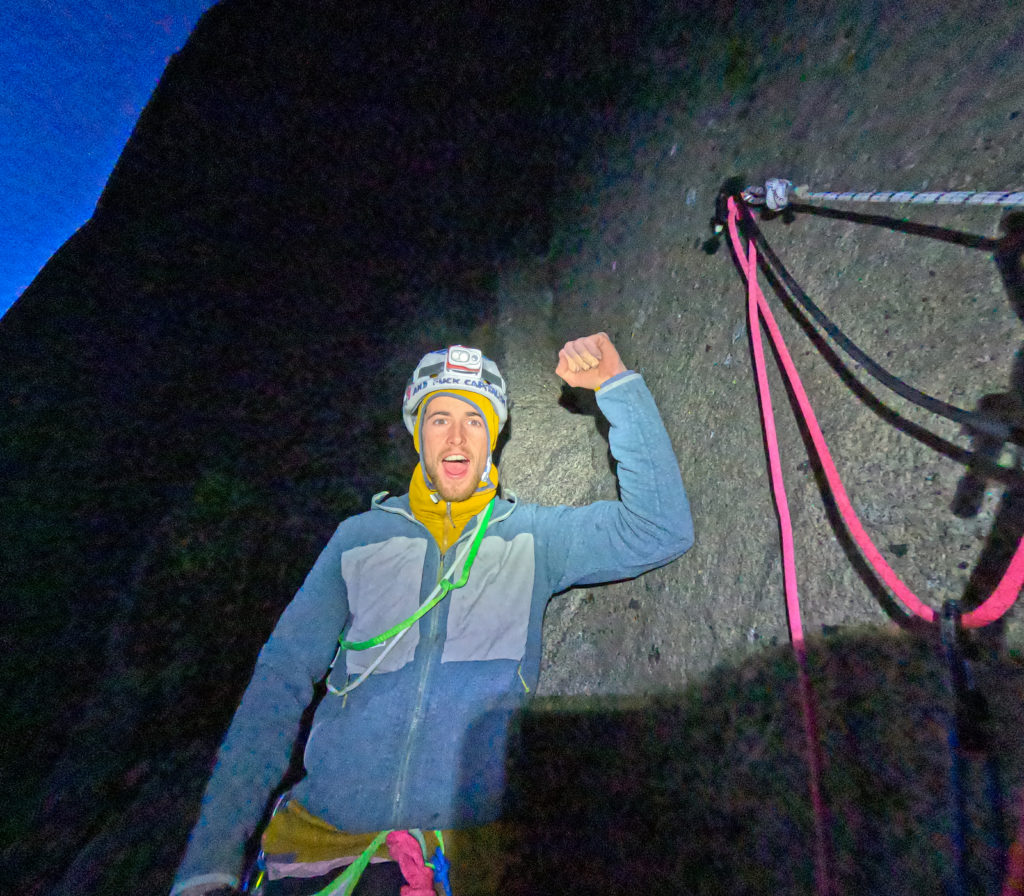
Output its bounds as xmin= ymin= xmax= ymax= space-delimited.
xmin=170 ymin=332 xmax=694 ymax=896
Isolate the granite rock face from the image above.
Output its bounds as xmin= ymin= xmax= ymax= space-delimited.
xmin=3 ymin=1 xmax=1023 ymax=893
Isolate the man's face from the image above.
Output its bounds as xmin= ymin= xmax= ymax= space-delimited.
xmin=421 ymin=395 xmax=490 ymax=503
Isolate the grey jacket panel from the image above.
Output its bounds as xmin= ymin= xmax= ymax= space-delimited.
xmin=342 ymin=536 xmax=426 ymax=674
xmin=441 ymin=532 xmax=534 ymax=663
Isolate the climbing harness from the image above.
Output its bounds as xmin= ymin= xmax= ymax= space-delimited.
xmin=742 ymin=178 xmax=1024 ymax=212
xmin=242 ymin=814 xmax=452 ymax=896
xmin=304 ymin=829 xmax=449 ymax=896
xmin=724 ymin=190 xmax=1024 ymax=896
xmin=326 ymin=497 xmax=495 ymax=697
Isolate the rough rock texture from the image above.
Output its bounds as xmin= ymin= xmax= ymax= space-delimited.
xmin=2 ymin=1 xmax=1023 ymax=894
xmin=492 ymin=1 xmax=1024 ymax=891
xmin=495 ymin=1 xmax=1024 ymax=695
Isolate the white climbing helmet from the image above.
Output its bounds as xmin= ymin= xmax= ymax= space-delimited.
xmin=403 ymin=345 xmax=508 ymax=435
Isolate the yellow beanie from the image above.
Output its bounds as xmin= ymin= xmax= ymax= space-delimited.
xmin=412 ymin=389 xmax=502 ymax=453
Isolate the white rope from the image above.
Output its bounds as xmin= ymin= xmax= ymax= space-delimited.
xmin=742 ymin=179 xmax=1024 ymax=211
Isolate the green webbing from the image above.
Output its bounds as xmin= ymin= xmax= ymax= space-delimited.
xmin=340 ymin=498 xmax=496 ymax=651
xmin=312 ymin=829 xmax=390 ymax=896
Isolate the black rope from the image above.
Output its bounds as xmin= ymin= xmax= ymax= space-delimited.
xmin=939 ymin=601 xmax=1009 ymax=895
xmin=731 ymin=198 xmax=1015 ymax=444
xmin=940 ymin=603 xmax=972 ymax=896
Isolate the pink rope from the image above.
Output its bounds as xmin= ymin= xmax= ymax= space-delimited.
xmin=385 ymin=831 xmax=435 ymax=896
xmin=739 ymin=224 xmax=834 ymax=896
xmin=726 ymin=198 xmax=1024 ymax=629
xmin=730 ymin=191 xmax=1024 ymax=896
xmin=744 ymin=236 xmax=804 ymax=643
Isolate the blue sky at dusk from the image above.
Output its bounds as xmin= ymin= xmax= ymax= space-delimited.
xmin=1 ymin=1 xmax=217 ymax=318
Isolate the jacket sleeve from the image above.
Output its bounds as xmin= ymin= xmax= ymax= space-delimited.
xmin=539 ymin=371 xmax=694 ymax=593
xmin=170 ymin=522 xmax=353 ymax=894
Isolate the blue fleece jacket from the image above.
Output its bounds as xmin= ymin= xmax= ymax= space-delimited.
xmin=171 ymin=372 xmax=693 ymax=893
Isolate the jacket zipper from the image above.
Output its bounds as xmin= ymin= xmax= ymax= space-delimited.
xmin=391 ymin=536 xmax=449 ymax=822
xmin=389 ymin=501 xmax=499 ymax=822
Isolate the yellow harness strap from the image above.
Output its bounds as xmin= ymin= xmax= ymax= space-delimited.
xmin=261 ymin=801 xmax=509 ymax=895
xmin=262 ymin=801 xmax=391 ymax=864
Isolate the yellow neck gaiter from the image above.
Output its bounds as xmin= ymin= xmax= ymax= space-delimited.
xmin=409 ymin=463 xmax=498 ymax=553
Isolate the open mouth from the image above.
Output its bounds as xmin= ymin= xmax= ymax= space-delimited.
xmin=441 ymin=454 xmax=470 ymax=478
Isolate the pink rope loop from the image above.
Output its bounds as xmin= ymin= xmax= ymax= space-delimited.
xmin=735 ymin=204 xmax=834 ymax=896
xmin=744 ymin=238 xmax=804 ymax=644
xmin=726 ymin=197 xmax=1024 ymax=628
xmin=727 ymin=191 xmax=1024 ymax=896
xmin=962 ymin=541 xmax=1024 ymax=627
xmin=385 ymin=831 xmax=435 ymax=896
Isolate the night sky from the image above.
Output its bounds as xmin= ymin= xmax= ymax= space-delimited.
xmin=0 ymin=1 xmax=214 ymax=317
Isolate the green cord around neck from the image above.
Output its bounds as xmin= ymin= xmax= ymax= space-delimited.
xmin=340 ymin=497 xmax=495 ymax=651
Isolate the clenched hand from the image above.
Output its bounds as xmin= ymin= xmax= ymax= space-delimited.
xmin=555 ymin=332 xmax=627 ymax=391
